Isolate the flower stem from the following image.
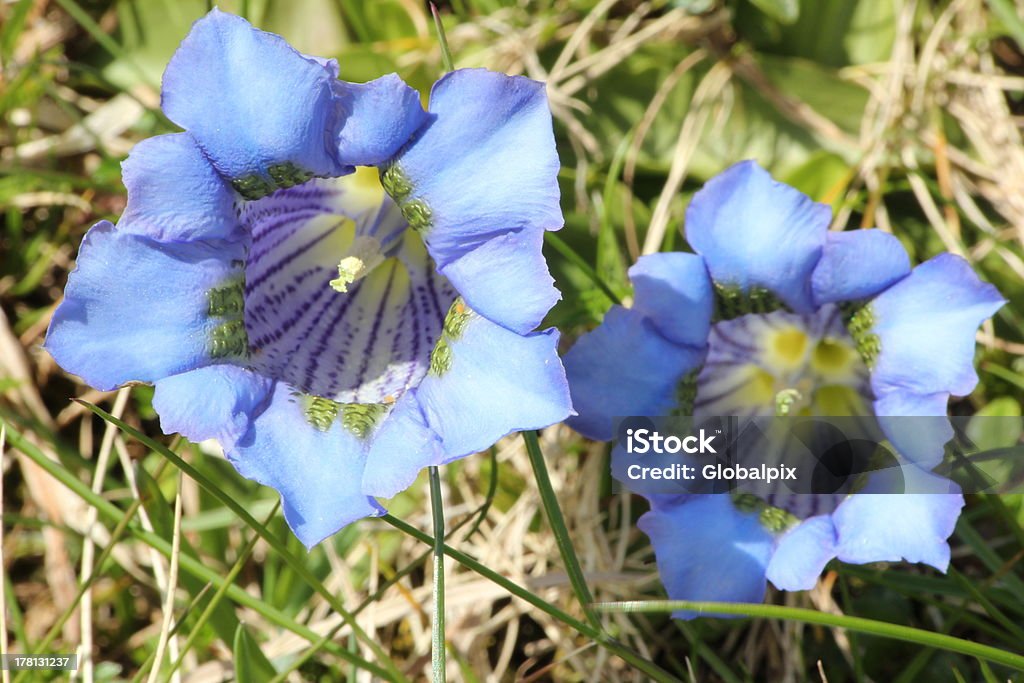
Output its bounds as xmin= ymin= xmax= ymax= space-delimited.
xmin=522 ymin=430 xmax=600 ymax=628
xmin=430 ymin=3 xmax=455 ymax=73
xmin=428 ymin=465 xmax=447 ymax=682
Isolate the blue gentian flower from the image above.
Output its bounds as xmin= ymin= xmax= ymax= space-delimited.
xmin=563 ymin=161 xmax=1004 ymax=616
xmin=46 ymin=10 xmax=572 ymax=548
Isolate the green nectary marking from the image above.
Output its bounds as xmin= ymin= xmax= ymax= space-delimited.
xmin=670 ymin=368 xmax=700 ymax=416
xmin=380 ymin=163 xmax=413 ymax=201
xmin=210 ymin=320 xmax=248 ymax=359
xmin=268 ymin=162 xmax=314 ymax=189
xmin=429 ymin=337 xmax=453 ymax=376
xmin=399 ymin=199 xmax=432 ymax=232
xmin=341 ymin=403 xmax=389 ymax=439
xmin=379 ymin=163 xmax=432 ymax=232
xmin=713 ymin=283 xmax=785 ymax=321
xmin=231 ymin=174 xmax=276 ymax=201
xmin=759 ymin=505 xmax=798 ymax=533
xmin=429 ymin=299 xmax=474 ymax=376
xmin=208 ymin=281 xmax=245 ymax=317
xmin=231 ymin=162 xmax=315 ymax=201
xmin=303 ymin=395 xmax=342 ymax=432
xmin=731 ymin=493 xmax=798 ymax=532
xmin=845 ymin=304 xmax=880 ymax=368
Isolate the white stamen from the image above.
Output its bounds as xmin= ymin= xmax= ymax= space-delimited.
xmin=329 ymin=235 xmax=385 ymax=293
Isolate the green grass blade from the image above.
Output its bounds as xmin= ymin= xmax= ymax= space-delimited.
xmin=381 ymin=514 xmax=680 ymax=682
xmin=594 ymin=600 xmax=1024 ymax=672
xmin=428 ymin=466 xmax=447 ymax=682
xmin=75 ymin=400 xmax=408 ymax=683
xmin=522 ymin=430 xmax=599 ymax=628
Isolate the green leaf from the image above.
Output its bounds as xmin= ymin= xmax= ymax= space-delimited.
xmin=749 ymin=0 xmax=799 ymax=25
xmin=966 ymin=397 xmax=1022 ymax=452
xmin=234 ymin=623 xmax=278 ymax=683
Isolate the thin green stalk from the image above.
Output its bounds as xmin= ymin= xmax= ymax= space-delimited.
xmin=594 ymin=600 xmax=1024 ymax=672
xmin=76 ymin=402 xmax=407 ymax=683
xmin=544 ymin=232 xmax=624 ymax=306
xmin=522 ymin=430 xmax=599 ymax=628
xmin=381 ymin=514 xmax=679 ymax=682
xmin=2 ymin=421 xmax=395 ymax=681
xmin=160 ymin=502 xmax=281 ymax=683
xmin=428 ymin=466 xmax=447 ymax=682
xmin=430 ymin=3 xmax=455 ymax=72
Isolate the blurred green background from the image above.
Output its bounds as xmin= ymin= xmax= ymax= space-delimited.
xmin=2 ymin=0 xmax=1024 ymax=680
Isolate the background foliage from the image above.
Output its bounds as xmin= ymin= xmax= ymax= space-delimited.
xmin=2 ymin=0 xmax=1024 ymax=680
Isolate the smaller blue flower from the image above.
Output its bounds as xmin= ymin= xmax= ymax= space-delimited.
xmin=46 ymin=10 xmax=572 ymax=548
xmin=564 ymin=160 xmax=1005 ymax=617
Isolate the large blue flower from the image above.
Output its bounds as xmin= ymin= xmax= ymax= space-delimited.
xmin=46 ymin=10 xmax=572 ymax=548
xmin=564 ymin=160 xmax=1004 ymax=616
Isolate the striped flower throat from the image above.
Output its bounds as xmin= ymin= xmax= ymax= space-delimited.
xmin=692 ymin=305 xmax=872 ymax=420
xmin=209 ymin=168 xmax=456 ymax=414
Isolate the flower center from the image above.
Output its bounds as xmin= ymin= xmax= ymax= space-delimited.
xmin=692 ymin=305 xmax=871 ymax=419
xmin=236 ymin=168 xmax=456 ymax=403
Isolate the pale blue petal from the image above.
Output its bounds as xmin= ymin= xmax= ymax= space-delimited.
xmin=870 ymin=253 xmax=1005 ymax=398
xmin=628 ymin=252 xmax=714 ymax=348
xmin=413 ymin=312 xmax=572 ymax=459
xmin=229 ymin=383 xmax=386 ymax=549
xmin=811 ymin=229 xmax=910 ymax=306
xmin=334 ymin=74 xmax=429 ymax=167
xmin=119 ymin=133 xmax=240 ymax=242
xmin=873 ymin=391 xmax=952 ymax=470
xmin=765 ymin=515 xmax=836 ymax=591
xmin=391 ymin=69 xmax=562 ymax=333
xmin=639 ymin=496 xmax=773 ymax=619
xmin=361 ymin=394 xmax=443 ymax=499
xmin=437 ymin=227 xmax=558 ymax=335
xmin=45 ymin=222 xmax=243 ymax=391
xmin=153 ymin=365 xmax=272 ymax=449
xmin=564 ymin=307 xmax=704 ymax=441
xmin=832 ymin=470 xmax=963 ymax=571
xmin=161 ymin=9 xmax=347 ymax=186
xmin=685 ymin=160 xmax=830 ymax=313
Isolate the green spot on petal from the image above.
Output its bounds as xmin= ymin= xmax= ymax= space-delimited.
xmin=303 ymin=395 xmax=342 ymax=432
xmin=208 ymin=281 xmax=245 ymax=317
xmin=844 ymin=304 xmax=880 ymax=368
xmin=210 ymin=319 xmax=248 ymax=359
xmin=429 ymin=299 xmax=473 ymax=376
xmin=380 ymin=162 xmax=413 ymax=201
xmin=713 ymin=283 xmax=786 ymax=321
xmin=231 ymin=162 xmax=315 ymax=201
xmin=341 ymin=402 xmax=389 ymax=439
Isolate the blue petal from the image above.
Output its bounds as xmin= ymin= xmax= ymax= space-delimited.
xmin=45 ymin=222 xmax=243 ymax=391
xmin=685 ymin=160 xmax=830 ymax=313
xmin=628 ymin=252 xmax=714 ymax=348
xmin=437 ymin=228 xmax=558 ymax=335
xmin=153 ymin=365 xmax=272 ymax=448
xmin=765 ymin=515 xmax=836 ymax=591
xmin=870 ymin=253 xmax=1005 ymax=398
xmin=334 ymin=74 xmax=430 ymax=167
xmin=361 ymin=394 xmax=442 ymax=498
xmin=873 ymin=391 xmax=952 ymax=470
xmin=390 ymin=69 xmax=562 ymax=333
xmin=811 ymin=229 xmax=910 ymax=306
xmin=161 ymin=9 xmax=347 ymax=186
xmin=413 ymin=311 xmax=572 ymax=459
xmin=229 ymin=383 xmax=386 ymax=548
xmin=639 ymin=496 xmax=773 ymax=618
xmin=119 ymin=133 xmax=240 ymax=242
xmin=564 ymin=307 xmax=705 ymax=441
xmin=832 ymin=474 xmax=963 ymax=571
